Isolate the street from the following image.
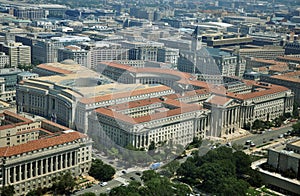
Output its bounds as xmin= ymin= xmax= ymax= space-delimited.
xmin=74 ymin=124 xmax=295 ymax=195
xmin=231 ymin=125 xmax=293 ymax=147
xmin=74 ymin=171 xmax=142 ymax=195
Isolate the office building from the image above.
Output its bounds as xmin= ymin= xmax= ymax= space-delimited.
xmin=261 ymin=71 xmax=300 ymax=103
xmin=32 ymin=39 xmax=64 ymax=64
xmin=0 ymin=41 xmax=31 ymax=67
xmin=285 ymin=41 xmax=300 ymax=55
xmin=32 ymin=36 xmax=90 ymax=64
xmin=201 ymin=32 xmax=253 ymax=47
xmin=58 ymin=45 xmax=89 ymax=67
xmin=0 ymin=52 xmax=9 ymax=68
xmin=13 ymin=6 xmax=45 ymax=20
xmin=0 ymin=111 xmax=92 ymax=196
xmin=96 ymin=97 xmax=209 ymax=148
xmin=120 ymin=41 xmax=164 ymax=62
xmin=222 ymin=46 xmax=285 ymax=60
xmin=157 ymin=47 xmax=179 ymax=67
xmin=17 ymin=60 xmax=175 ymax=132
xmin=80 ymin=42 xmax=129 ymax=69
xmin=17 ymin=60 xmax=294 ymax=143
xmin=255 ymin=139 xmax=300 ymax=195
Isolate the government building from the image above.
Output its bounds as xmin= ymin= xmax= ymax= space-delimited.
xmin=0 ymin=111 xmax=92 ymax=195
xmin=16 ymin=58 xmax=294 ymax=150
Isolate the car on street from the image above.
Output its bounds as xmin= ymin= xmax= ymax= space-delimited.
xmin=100 ymin=182 xmax=108 ymax=187
xmin=135 ymin=172 xmax=141 ymax=176
xmin=245 ymin=140 xmax=252 ymax=145
xmin=130 ymin=177 xmax=136 ymax=181
xmin=250 ymin=143 xmax=256 ymax=147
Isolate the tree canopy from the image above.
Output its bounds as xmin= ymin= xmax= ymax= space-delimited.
xmin=52 ymin=172 xmax=76 ymax=195
xmin=109 ymin=170 xmax=191 ymax=196
xmin=0 ymin=185 xmax=15 ymax=196
xmin=88 ymin=159 xmax=116 ymax=181
xmin=292 ymin=121 xmax=300 ymax=136
xmin=176 ymin=146 xmax=262 ymax=195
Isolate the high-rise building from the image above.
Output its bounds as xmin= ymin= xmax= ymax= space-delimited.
xmin=13 ymin=6 xmax=45 ymax=20
xmin=120 ymin=41 xmax=164 ymax=62
xmin=157 ymin=47 xmax=179 ymax=67
xmin=0 ymin=52 xmax=9 ymax=68
xmin=80 ymin=42 xmax=129 ymax=69
xmin=0 ymin=41 xmax=31 ymax=67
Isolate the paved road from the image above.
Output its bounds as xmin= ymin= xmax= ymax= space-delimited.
xmin=75 ymin=124 xmax=295 ymax=195
xmin=232 ymin=125 xmax=293 ymax=147
xmin=74 ymin=171 xmax=142 ymax=195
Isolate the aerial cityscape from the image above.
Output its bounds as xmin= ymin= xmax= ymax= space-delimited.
xmin=0 ymin=0 xmax=299 ymax=195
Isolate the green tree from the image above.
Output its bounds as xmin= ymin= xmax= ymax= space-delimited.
xmin=0 ymin=185 xmax=15 ymax=196
xmin=177 ymin=159 xmax=199 ymax=183
xmin=88 ymin=159 xmax=115 ymax=181
xmin=292 ymin=121 xmax=300 ymax=136
xmin=141 ymin=170 xmax=159 ymax=182
xmin=148 ymin=141 xmax=156 ymax=151
xmin=252 ymin=119 xmax=264 ymax=130
xmin=162 ymin=160 xmax=180 ymax=175
xmin=233 ymin=151 xmax=251 ymax=175
xmin=52 ymin=172 xmax=76 ymax=195
xmin=198 ymin=161 xmax=236 ymax=193
xmin=247 ymin=169 xmax=263 ymax=187
xmin=273 ymin=117 xmax=283 ymax=127
xmin=293 ymin=102 xmax=299 ymax=118
xmin=26 ymin=187 xmax=45 ymax=196
xmin=216 ymin=177 xmax=249 ymax=196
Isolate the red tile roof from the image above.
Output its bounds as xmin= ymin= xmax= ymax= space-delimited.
xmin=96 ymin=98 xmax=202 ymax=125
xmin=0 ymin=131 xmax=87 ymax=157
xmin=270 ymin=71 xmax=300 ymax=83
xmin=41 ymin=119 xmax=69 ymax=131
xmin=250 ymin=58 xmax=287 ymax=66
xmin=218 ymin=81 xmax=290 ymax=100
xmin=99 ymin=62 xmax=207 ymax=88
xmin=206 ymin=95 xmax=232 ymax=106
xmin=3 ymin=110 xmax=32 ymax=123
xmin=37 ymin=64 xmax=74 ymax=75
xmin=0 ymin=111 xmax=33 ymax=130
xmin=277 ymin=56 xmax=300 ymax=63
xmin=79 ymin=85 xmax=172 ymax=104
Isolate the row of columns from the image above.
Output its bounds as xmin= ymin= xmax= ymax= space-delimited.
xmin=5 ymin=151 xmax=76 ymax=184
xmin=131 ymin=133 xmax=149 ymax=148
xmin=223 ymin=107 xmax=240 ymax=127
